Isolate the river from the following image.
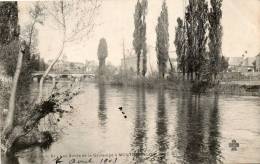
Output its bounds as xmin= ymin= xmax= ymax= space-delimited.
xmin=1 ymin=82 xmax=260 ymax=163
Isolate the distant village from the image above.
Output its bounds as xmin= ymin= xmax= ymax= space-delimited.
xmin=120 ymin=51 xmax=260 ymax=75
xmin=41 ymin=51 xmax=260 ymax=76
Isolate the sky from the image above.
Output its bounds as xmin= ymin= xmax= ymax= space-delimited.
xmin=18 ymin=0 xmax=260 ymax=67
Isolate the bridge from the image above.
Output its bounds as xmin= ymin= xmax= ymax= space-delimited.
xmin=32 ymin=71 xmax=95 ymax=82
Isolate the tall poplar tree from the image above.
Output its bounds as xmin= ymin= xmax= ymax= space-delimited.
xmin=174 ymin=18 xmax=186 ymax=78
xmin=133 ymin=0 xmax=147 ymax=76
xmin=141 ymin=0 xmax=147 ymax=77
xmin=156 ymin=0 xmax=169 ymax=79
xmin=208 ymin=0 xmax=223 ymax=81
xmin=194 ymin=0 xmax=208 ymax=80
xmin=185 ymin=0 xmax=197 ymax=80
xmin=184 ymin=0 xmax=208 ymax=81
xmin=97 ymin=38 xmax=108 ymax=77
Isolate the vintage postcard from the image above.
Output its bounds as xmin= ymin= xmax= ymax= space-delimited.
xmin=1 ymin=0 xmax=260 ymax=163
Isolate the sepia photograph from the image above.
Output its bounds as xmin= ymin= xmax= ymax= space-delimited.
xmin=0 ymin=0 xmax=260 ymax=163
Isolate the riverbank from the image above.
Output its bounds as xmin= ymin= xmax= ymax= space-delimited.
xmin=109 ymin=77 xmax=260 ymax=97
xmin=0 ymin=80 xmax=81 ymax=156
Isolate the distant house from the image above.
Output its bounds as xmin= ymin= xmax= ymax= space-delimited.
xmin=121 ymin=55 xmax=177 ymax=74
xmin=47 ymin=60 xmax=85 ymax=73
xmin=228 ymin=56 xmax=255 ymax=72
xmin=85 ymin=60 xmax=98 ymax=74
xmin=242 ymin=57 xmax=255 ymax=72
xmin=228 ymin=57 xmax=243 ymax=72
xmin=256 ymin=53 xmax=260 ymax=72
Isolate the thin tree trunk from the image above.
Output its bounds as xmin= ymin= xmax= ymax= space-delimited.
xmin=28 ymin=21 xmax=36 ymax=50
xmin=137 ymin=51 xmax=140 ymax=76
xmin=37 ymin=39 xmax=65 ymax=102
xmin=3 ymin=43 xmax=24 ymax=136
xmin=168 ymin=58 xmax=173 ymax=72
xmin=182 ymin=68 xmax=185 ymax=80
xmin=142 ymin=52 xmax=147 ymax=77
xmin=37 ymin=2 xmax=66 ymax=102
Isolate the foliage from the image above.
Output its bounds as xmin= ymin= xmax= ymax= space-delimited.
xmin=194 ymin=0 xmax=208 ymax=80
xmin=0 ymin=2 xmax=19 ymax=45
xmin=185 ymin=0 xmax=208 ymax=80
xmin=185 ymin=0 xmax=197 ymax=79
xmin=1 ymin=84 xmax=81 ymax=154
xmin=20 ymin=2 xmax=45 ymax=54
xmin=174 ymin=18 xmax=186 ymax=75
xmin=156 ymin=0 xmax=169 ymax=79
xmin=252 ymin=60 xmax=256 ymax=71
xmin=208 ymin=0 xmax=223 ymax=79
xmin=0 ymin=2 xmax=19 ymax=76
xmin=133 ymin=0 xmax=148 ymax=76
xmin=175 ymin=0 xmax=223 ymax=83
xmin=220 ymin=56 xmax=229 ymax=72
xmin=97 ymin=38 xmax=108 ymax=76
xmin=104 ymin=62 xmax=118 ymax=79
xmin=0 ymin=40 xmax=19 ymax=77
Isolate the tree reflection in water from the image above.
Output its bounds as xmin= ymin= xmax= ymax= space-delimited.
xmin=98 ymin=84 xmax=107 ymax=129
xmin=208 ymin=94 xmax=222 ymax=163
xmin=175 ymin=92 xmax=222 ymax=163
xmin=131 ymin=86 xmax=147 ymax=163
xmin=155 ymin=87 xmax=169 ymax=163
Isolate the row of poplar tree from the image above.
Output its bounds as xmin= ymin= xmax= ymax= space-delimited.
xmin=133 ymin=0 xmax=228 ymax=81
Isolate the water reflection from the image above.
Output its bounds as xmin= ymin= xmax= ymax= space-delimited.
xmin=208 ymin=94 xmax=222 ymax=163
xmin=98 ymin=84 xmax=107 ymax=129
xmin=155 ymin=88 xmax=169 ymax=163
xmin=175 ymin=92 xmax=188 ymax=162
xmin=184 ymin=94 xmax=206 ymax=163
xmin=2 ymin=83 xmax=260 ymax=163
xmin=175 ymin=92 xmax=222 ymax=163
xmin=131 ymin=87 xmax=147 ymax=163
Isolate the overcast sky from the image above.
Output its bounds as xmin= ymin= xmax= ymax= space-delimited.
xmin=19 ymin=0 xmax=260 ymax=67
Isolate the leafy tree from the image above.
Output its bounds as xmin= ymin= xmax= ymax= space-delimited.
xmin=39 ymin=58 xmax=47 ymax=71
xmin=185 ymin=0 xmax=197 ymax=80
xmin=252 ymin=60 xmax=256 ymax=71
xmin=141 ymin=0 xmax=147 ymax=77
xmin=156 ymin=0 xmax=169 ymax=79
xmin=21 ymin=2 xmax=45 ymax=54
xmin=97 ymin=38 xmax=108 ymax=77
xmin=174 ymin=18 xmax=186 ymax=78
xmin=208 ymin=0 xmax=223 ymax=80
xmin=220 ymin=56 xmax=229 ymax=72
xmin=194 ymin=0 xmax=208 ymax=80
xmin=0 ymin=2 xmax=19 ymax=76
xmin=0 ymin=2 xmax=27 ymax=138
xmin=184 ymin=0 xmax=209 ymax=81
xmin=133 ymin=0 xmax=148 ymax=76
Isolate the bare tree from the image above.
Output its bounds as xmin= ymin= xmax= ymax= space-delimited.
xmin=37 ymin=0 xmax=100 ymax=102
xmin=21 ymin=2 xmax=45 ymax=54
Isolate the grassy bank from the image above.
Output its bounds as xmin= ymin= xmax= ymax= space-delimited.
xmin=109 ymin=77 xmax=260 ymax=96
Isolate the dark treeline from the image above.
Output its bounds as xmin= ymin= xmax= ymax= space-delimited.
xmin=0 ymin=2 xmax=47 ymax=89
xmin=174 ymin=0 xmax=228 ymax=82
xmin=132 ymin=0 xmax=228 ymax=83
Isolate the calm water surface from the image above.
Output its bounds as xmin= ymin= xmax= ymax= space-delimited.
xmin=2 ymin=82 xmax=260 ymax=164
